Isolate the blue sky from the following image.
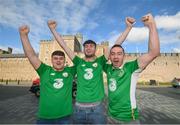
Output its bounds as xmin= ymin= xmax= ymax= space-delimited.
xmin=0 ymin=0 xmax=180 ymax=53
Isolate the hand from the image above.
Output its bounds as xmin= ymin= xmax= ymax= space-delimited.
xmin=141 ymin=13 xmax=155 ymax=27
xmin=126 ymin=17 xmax=136 ymax=28
xmin=19 ymin=25 xmax=30 ymax=35
xmin=48 ymin=20 xmax=57 ymax=29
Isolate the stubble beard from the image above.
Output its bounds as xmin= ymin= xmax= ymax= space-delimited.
xmin=85 ymin=54 xmax=95 ymax=58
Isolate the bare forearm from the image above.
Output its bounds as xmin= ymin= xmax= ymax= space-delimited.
xmin=50 ymin=28 xmax=75 ymax=60
xmin=148 ymin=23 xmax=160 ymax=56
xmin=20 ymin=35 xmax=37 ymax=58
xmin=19 ymin=25 xmax=41 ymax=69
xmin=138 ymin=13 xmax=160 ymax=69
xmin=20 ymin=34 xmax=40 ymax=69
xmin=115 ymin=27 xmax=132 ymax=45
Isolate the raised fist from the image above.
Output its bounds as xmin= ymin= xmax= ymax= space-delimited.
xmin=19 ymin=25 xmax=30 ymax=35
xmin=48 ymin=20 xmax=57 ymax=29
xmin=126 ymin=17 xmax=136 ymax=27
xmin=141 ymin=13 xmax=155 ymax=27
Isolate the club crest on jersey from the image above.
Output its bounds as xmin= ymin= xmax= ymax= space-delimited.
xmin=81 ymin=64 xmax=86 ymax=67
xmin=53 ymin=79 xmax=64 ymax=89
xmin=92 ymin=63 xmax=98 ymax=67
xmin=50 ymin=73 xmax=55 ymax=76
xmin=119 ymin=69 xmax=124 ymax=77
xmin=109 ymin=78 xmax=117 ymax=92
xmin=63 ymin=72 xmax=68 ymax=77
xmin=84 ymin=68 xmax=93 ymax=80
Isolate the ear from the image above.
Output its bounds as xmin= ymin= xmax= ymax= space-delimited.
xmin=108 ymin=55 xmax=110 ymax=60
xmin=122 ymin=54 xmax=125 ymax=60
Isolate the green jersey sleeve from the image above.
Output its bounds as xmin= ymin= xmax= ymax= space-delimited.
xmin=36 ymin=63 xmax=49 ymax=77
xmin=103 ymin=63 xmax=110 ymax=73
xmin=98 ymin=55 xmax=108 ymax=71
xmin=69 ymin=66 xmax=76 ymax=77
xmin=125 ymin=59 xmax=139 ymax=73
xmin=72 ymin=56 xmax=81 ymax=66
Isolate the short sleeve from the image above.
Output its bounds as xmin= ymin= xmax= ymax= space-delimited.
xmin=103 ymin=63 xmax=110 ymax=73
xmin=69 ymin=66 xmax=76 ymax=77
xmin=72 ymin=56 xmax=81 ymax=66
xmin=126 ymin=59 xmax=139 ymax=73
xmin=98 ymin=55 xmax=108 ymax=69
xmin=36 ymin=63 xmax=49 ymax=76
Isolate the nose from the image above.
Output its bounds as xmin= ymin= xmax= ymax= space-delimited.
xmin=56 ymin=58 xmax=62 ymax=63
xmin=114 ymin=54 xmax=118 ymax=58
xmin=86 ymin=46 xmax=91 ymax=50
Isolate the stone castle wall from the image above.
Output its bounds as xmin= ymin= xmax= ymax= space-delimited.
xmin=0 ymin=57 xmax=37 ymax=81
xmin=0 ymin=35 xmax=180 ymax=83
xmin=124 ymin=53 xmax=180 ymax=82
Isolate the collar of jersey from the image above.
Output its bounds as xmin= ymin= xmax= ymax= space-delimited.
xmin=52 ymin=67 xmax=65 ymax=73
xmin=83 ymin=56 xmax=97 ymax=63
xmin=112 ymin=63 xmax=124 ymax=70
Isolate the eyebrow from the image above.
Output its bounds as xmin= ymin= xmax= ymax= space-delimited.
xmin=53 ymin=56 xmax=64 ymax=59
xmin=110 ymin=51 xmax=123 ymax=54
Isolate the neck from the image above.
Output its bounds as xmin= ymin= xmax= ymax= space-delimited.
xmin=84 ymin=55 xmax=96 ymax=62
xmin=113 ymin=63 xmax=123 ymax=69
xmin=53 ymin=67 xmax=64 ymax=71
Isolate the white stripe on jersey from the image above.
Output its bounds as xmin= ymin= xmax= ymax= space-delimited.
xmin=130 ymin=69 xmax=142 ymax=109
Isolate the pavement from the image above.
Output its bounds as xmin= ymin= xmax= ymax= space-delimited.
xmin=0 ymin=85 xmax=180 ymax=124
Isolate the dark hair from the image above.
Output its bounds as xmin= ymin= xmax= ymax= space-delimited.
xmin=110 ymin=44 xmax=125 ymax=53
xmin=51 ymin=50 xmax=65 ymax=57
xmin=83 ymin=40 xmax=96 ymax=48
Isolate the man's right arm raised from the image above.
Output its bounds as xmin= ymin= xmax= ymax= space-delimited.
xmin=48 ymin=20 xmax=75 ymax=60
xmin=115 ymin=17 xmax=135 ymax=45
xmin=19 ymin=25 xmax=41 ymax=70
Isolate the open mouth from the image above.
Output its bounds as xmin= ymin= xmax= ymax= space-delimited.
xmin=86 ymin=50 xmax=91 ymax=53
xmin=56 ymin=63 xmax=61 ymax=66
xmin=113 ymin=60 xmax=119 ymax=63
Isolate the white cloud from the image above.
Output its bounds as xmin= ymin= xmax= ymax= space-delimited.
xmin=106 ymin=27 xmax=149 ymax=48
xmin=155 ymin=11 xmax=180 ymax=31
xmin=172 ymin=48 xmax=180 ymax=53
xmin=106 ymin=12 xmax=180 ymax=49
xmin=0 ymin=45 xmax=23 ymax=54
xmin=0 ymin=0 xmax=101 ymax=52
xmin=127 ymin=27 xmax=148 ymax=42
xmin=0 ymin=46 xmax=8 ymax=51
xmin=13 ymin=48 xmax=23 ymax=54
xmin=106 ymin=31 xmax=120 ymax=47
xmin=159 ymin=30 xmax=180 ymax=44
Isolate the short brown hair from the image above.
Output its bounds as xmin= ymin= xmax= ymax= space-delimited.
xmin=51 ymin=50 xmax=65 ymax=57
xmin=83 ymin=40 xmax=96 ymax=48
xmin=110 ymin=44 xmax=125 ymax=53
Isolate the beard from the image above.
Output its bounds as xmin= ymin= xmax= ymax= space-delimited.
xmin=85 ymin=53 xmax=95 ymax=58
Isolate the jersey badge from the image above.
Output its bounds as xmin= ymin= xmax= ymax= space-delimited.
xmin=63 ymin=72 xmax=68 ymax=77
xmin=92 ymin=63 xmax=98 ymax=67
xmin=109 ymin=78 xmax=117 ymax=92
xmin=53 ymin=79 xmax=64 ymax=89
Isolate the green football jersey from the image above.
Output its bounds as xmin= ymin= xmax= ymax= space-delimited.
xmin=36 ymin=63 xmax=76 ymax=119
xmin=104 ymin=60 xmax=141 ymax=121
xmin=73 ymin=55 xmax=107 ymax=102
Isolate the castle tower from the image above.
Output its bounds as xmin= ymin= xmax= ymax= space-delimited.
xmin=39 ymin=35 xmax=82 ymax=66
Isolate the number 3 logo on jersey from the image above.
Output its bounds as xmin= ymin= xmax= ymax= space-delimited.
xmin=84 ymin=68 xmax=93 ymax=80
xmin=109 ymin=78 xmax=117 ymax=92
xmin=53 ymin=79 xmax=64 ymax=89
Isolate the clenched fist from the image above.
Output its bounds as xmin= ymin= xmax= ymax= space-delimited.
xmin=126 ymin=17 xmax=136 ymax=27
xmin=19 ymin=25 xmax=30 ymax=35
xmin=48 ymin=20 xmax=57 ymax=29
xmin=141 ymin=13 xmax=155 ymax=27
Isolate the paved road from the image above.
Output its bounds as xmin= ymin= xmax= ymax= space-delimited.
xmin=138 ymin=87 xmax=180 ymax=124
xmin=139 ymin=87 xmax=180 ymax=100
xmin=0 ymin=85 xmax=180 ymax=124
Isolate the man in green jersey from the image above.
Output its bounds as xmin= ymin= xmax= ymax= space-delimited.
xmin=47 ymin=17 xmax=135 ymax=124
xmin=104 ymin=13 xmax=160 ymax=124
xmin=19 ymin=25 xmax=75 ymax=124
